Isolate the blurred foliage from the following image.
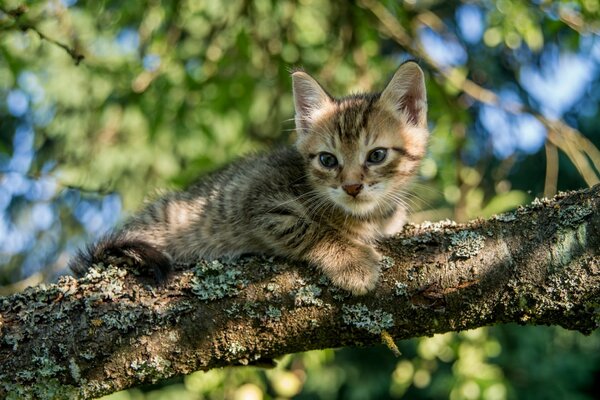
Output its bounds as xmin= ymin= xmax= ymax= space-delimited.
xmin=1 ymin=0 xmax=600 ymax=398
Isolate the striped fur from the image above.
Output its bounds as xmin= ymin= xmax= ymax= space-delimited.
xmin=70 ymin=62 xmax=429 ymax=295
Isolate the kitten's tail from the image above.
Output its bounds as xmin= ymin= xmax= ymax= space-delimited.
xmin=69 ymin=232 xmax=172 ymax=283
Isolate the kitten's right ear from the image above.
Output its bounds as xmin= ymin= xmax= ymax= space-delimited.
xmin=292 ymin=71 xmax=332 ymax=133
xmin=380 ymin=62 xmax=427 ymax=129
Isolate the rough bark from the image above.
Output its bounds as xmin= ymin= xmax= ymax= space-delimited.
xmin=1 ymin=185 xmax=599 ymax=399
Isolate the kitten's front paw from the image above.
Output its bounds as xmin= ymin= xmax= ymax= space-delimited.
xmin=328 ymin=248 xmax=382 ymax=296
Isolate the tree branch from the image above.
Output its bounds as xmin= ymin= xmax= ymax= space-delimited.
xmin=1 ymin=185 xmax=600 ymax=399
xmin=0 ymin=5 xmax=84 ymax=65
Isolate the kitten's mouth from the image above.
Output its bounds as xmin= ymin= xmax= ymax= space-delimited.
xmin=346 ymin=194 xmax=366 ymax=201
xmin=327 ymin=187 xmax=379 ymax=216
xmin=337 ymin=195 xmax=377 ymax=216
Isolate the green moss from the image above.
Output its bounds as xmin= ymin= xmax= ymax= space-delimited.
xmin=79 ymin=265 xmax=128 ymax=285
xmin=449 ymin=230 xmax=485 ymax=259
xmin=380 ymin=256 xmax=395 ymax=270
xmin=332 ymin=289 xmax=351 ymax=301
xmin=266 ymin=282 xmax=280 ymax=292
xmin=2 ymin=379 xmax=79 ymax=400
xmin=4 ymin=331 xmax=23 ymax=351
xmin=401 ymin=232 xmax=436 ymax=246
xmin=33 ymin=355 xmax=65 ymax=378
xmin=98 ymin=279 xmax=125 ymax=300
xmin=494 ymin=212 xmax=517 ymax=222
xmin=101 ymin=305 xmax=143 ymax=332
xmin=225 ymin=303 xmax=241 ymax=317
xmin=159 ymin=300 xmax=194 ymax=323
xmin=550 ymin=224 xmax=588 ymax=269
xmin=266 ymin=305 xmax=282 ymax=321
xmin=2 ymin=352 xmax=82 ymax=400
xmin=227 ymin=341 xmax=247 ymax=356
xmin=295 ymin=285 xmax=323 ymax=307
xmin=243 ymin=302 xmax=260 ymax=318
xmin=79 ymin=350 xmax=96 ymax=360
xmin=418 ymin=219 xmax=458 ymax=231
xmin=69 ymin=358 xmax=81 ymax=382
xmin=342 ymin=304 xmax=394 ymax=334
xmin=15 ymin=370 xmax=34 ymax=380
xmin=558 ymin=204 xmax=593 ymax=228
xmin=130 ymin=356 xmax=172 ymax=383
xmin=394 ymin=281 xmax=408 ymax=297
xmin=190 ymin=260 xmax=244 ymax=301
xmin=318 ymin=276 xmax=330 ymax=285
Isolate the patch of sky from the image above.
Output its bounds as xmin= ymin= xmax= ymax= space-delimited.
xmin=18 ymin=72 xmax=45 ymax=104
xmin=101 ymin=194 xmax=122 ymax=230
xmin=186 ymin=59 xmax=202 ymax=73
xmin=116 ymin=28 xmax=140 ymax=55
xmin=60 ymin=0 xmax=78 ymax=7
xmin=33 ymin=103 xmax=56 ymax=127
xmin=418 ymin=26 xmax=467 ymax=67
xmin=591 ymin=36 xmax=600 ymax=63
xmin=143 ymin=54 xmax=161 ymax=72
xmin=0 ymin=188 xmax=10 ymax=211
xmin=21 ymin=252 xmax=43 ymax=277
xmin=74 ymin=201 xmax=105 ymax=236
xmin=186 ymin=58 xmax=206 ymax=81
xmin=519 ymin=45 xmax=596 ymax=118
xmin=1 ymin=173 xmax=30 ymax=197
xmin=0 ymin=153 xmax=8 ymax=172
xmin=8 ymin=125 xmax=34 ymax=174
xmin=0 ymin=218 xmax=33 ymax=254
xmin=0 ymin=216 xmax=7 ymax=243
xmin=7 ymin=89 xmax=28 ymax=117
xmin=21 ymin=228 xmax=62 ymax=277
xmin=479 ymin=88 xmax=547 ymax=159
xmin=41 ymin=160 xmax=57 ymax=174
xmin=60 ymin=188 xmax=82 ymax=209
xmin=31 ymin=203 xmax=55 ymax=231
xmin=18 ymin=72 xmax=54 ymax=126
xmin=74 ymin=193 xmax=121 ymax=237
xmin=456 ymin=4 xmax=484 ymax=44
xmin=392 ymin=51 xmax=418 ymax=66
xmin=25 ymin=177 xmax=57 ymax=202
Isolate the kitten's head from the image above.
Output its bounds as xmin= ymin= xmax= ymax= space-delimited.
xmin=292 ymin=62 xmax=429 ymax=218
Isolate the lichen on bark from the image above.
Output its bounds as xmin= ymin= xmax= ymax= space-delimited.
xmin=0 ymin=185 xmax=599 ymax=399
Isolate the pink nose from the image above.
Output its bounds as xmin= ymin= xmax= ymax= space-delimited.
xmin=342 ymin=183 xmax=363 ymax=197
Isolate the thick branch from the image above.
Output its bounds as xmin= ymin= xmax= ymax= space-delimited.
xmin=1 ymin=186 xmax=600 ymax=399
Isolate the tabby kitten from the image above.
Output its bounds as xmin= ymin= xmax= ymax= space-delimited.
xmin=70 ymin=61 xmax=428 ymax=295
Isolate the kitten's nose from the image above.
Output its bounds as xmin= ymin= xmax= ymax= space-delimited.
xmin=342 ymin=183 xmax=363 ymax=197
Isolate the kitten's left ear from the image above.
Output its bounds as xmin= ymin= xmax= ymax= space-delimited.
xmin=380 ymin=62 xmax=427 ymax=128
xmin=292 ymin=71 xmax=333 ymax=134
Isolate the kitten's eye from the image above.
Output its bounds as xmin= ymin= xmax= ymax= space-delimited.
xmin=318 ymin=152 xmax=338 ymax=168
xmin=367 ymin=148 xmax=388 ymax=164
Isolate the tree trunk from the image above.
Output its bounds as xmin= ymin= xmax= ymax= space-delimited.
xmin=1 ymin=185 xmax=599 ymax=399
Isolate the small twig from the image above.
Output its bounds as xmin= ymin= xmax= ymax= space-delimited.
xmin=544 ymin=142 xmax=559 ymax=198
xmin=381 ymin=330 xmax=402 ymax=357
xmin=0 ymin=4 xmax=84 ymax=65
xmin=2 ymin=4 xmax=27 ymax=17
xmin=22 ymin=22 xmax=84 ymax=65
xmin=0 ymin=170 xmax=118 ymax=197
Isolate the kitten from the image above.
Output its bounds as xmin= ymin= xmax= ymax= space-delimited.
xmin=70 ymin=61 xmax=428 ymax=295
